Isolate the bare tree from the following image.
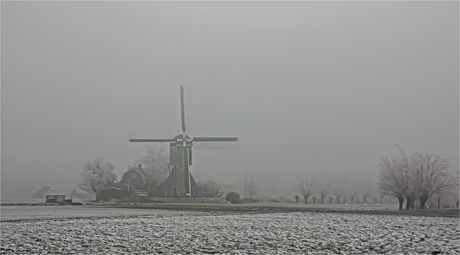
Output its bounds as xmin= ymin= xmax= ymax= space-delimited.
xmin=350 ymin=190 xmax=358 ymax=204
xmin=405 ymin=182 xmax=418 ymax=209
xmin=318 ymin=174 xmax=331 ymax=204
xmin=342 ymin=185 xmax=350 ymax=204
xmin=378 ymin=154 xmax=408 ymax=210
xmin=449 ymin=179 xmax=460 ymax=208
xmin=397 ymin=146 xmax=419 ymax=209
xmin=333 ymin=186 xmax=344 ymax=204
xmin=79 ymin=157 xmax=117 ymax=201
xmin=454 ymin=184 xmax=459 ymax=208
xmin=330 ymin=175 xmax=346 ymax=204
xmin=299 ymin=176 xmax=313 ymax=204
xmin=378 ymin=192 xmax=385 ymax=203
xmin=361 ymin=186 xmax=371 ymax=204
xmin=379 ymin=147 xmax=457 ymax=210
xmin=408 ymin=151 xmax=456 ymax=209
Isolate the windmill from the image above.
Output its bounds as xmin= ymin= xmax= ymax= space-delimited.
xmin=130 ymin=86 xmax=238 ymax=197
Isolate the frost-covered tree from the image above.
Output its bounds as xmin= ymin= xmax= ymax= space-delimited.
xmin=330 ymin=174 xmax=350 ymax=204
xmin=443 ymin=180 xmax=460 ymax=208
xmin=408 ymin=151 xmax=456 ymax=209
xmin=299 ymin=176 xmax=313 ymax=204
xmin=247 ymin=176 xmax=257 ymax=198
xmin=79 ymin=157 xmax=117 ymax=201
xmin=134 ymin=146 xmax=169 ymax=193
xmin=333 ymin=185 xmax=345 ymax=204
xmin=198 ymin=180 xmax=224 ymax=197
xmin=350 ymin=190 xmax=358 ymax=204
xmin=378 ymin=153 xmax=408 ymax=210
xmin=361 ymin=186 xmax=371 ymax=204
xmin=378 ymin=192 xmax=386 ymax=204
xmin=451 ymin=180 xmax=460 ymax=208
xmin=318 ymin=174 xmax=331 ymax=204
xmin=379 ymin=147 xmax=457 ymax=210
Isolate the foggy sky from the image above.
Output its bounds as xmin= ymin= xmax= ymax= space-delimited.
xmin=2 ymin=1 xmax=458 ymax=199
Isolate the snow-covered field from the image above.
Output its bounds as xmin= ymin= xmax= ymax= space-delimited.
xmin=1 ymin=206 xmax=458 ymax=254
xmin=1 ymin=206 xmax=202 ymax=221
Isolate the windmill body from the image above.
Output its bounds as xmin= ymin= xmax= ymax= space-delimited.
xmin=130 ymin=86 xmax=238 ymax=197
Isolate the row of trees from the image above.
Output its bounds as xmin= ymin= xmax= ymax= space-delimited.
xmin=297 ymin=148 xmax=459 ymax=209
xmin=379 ymin=147 xmax=458 ymax=210
xmin=298 ymin=174 xmax=374 ymax=205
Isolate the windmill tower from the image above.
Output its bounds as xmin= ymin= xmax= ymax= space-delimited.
xmin=130 ymin=86 xmax=238 ymax=197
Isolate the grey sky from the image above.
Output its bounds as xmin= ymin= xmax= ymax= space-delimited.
xmin=2 ymin=1 xmax=458 ymax=199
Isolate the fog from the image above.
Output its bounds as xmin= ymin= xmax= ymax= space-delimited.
xmin=2 ymin=1 xmax=458 ymax=200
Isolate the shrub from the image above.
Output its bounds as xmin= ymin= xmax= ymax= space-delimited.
xmin=225 ymin=192 xmax=240 ymax=204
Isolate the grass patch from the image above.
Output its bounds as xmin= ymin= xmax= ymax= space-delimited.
xmin=93 ymin=202 xmax=459 ymax=218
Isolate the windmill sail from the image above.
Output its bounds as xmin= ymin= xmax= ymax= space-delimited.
xmin=192 ymin=137 xmax=239 ymax=150
xmin=130 ymin=139 xmax=174 ymax=143
xmin=193 ymin=137 xmax=238 ymax=142
xmin=193 ymin=142 xmax=239 ymax=150
xmin=129 ymin=86 xmax=238 ymax=197
xmin=180 ymin=86 xmax=186 ymax=133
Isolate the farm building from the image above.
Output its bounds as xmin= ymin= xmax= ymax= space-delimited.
xmin=99 ymin=163 xmax=206 ymax=201
xmin=99 ymin=165 xmax=149 ymax=201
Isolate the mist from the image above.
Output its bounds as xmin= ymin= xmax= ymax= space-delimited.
xmin=1 ymin=1 xmax=458 ymax=200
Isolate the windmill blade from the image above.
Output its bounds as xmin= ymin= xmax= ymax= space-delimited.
xmin=180 ymin=86 xmax=186 ymax=132
xmin=193 ymin=137 xmax=239 ymax=142
xmin=130 ymin=139 xmax=174 ymax=143
xmin=193 ymin=142 xmax=240 ymax=150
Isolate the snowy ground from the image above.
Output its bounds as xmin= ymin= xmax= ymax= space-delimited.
xmin=0 ymin=206 xmax=203 ymax=221
xmin=1 ymin=207 xmax=458 ymax=254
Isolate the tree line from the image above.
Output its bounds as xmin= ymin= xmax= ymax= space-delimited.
xmin=297 ymin=147 xmax=458 ymax=209
xmin=78 ymin=145 xmax=458 ymax=208
xmin=297 ymin=174 xmax=374 ymax=205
